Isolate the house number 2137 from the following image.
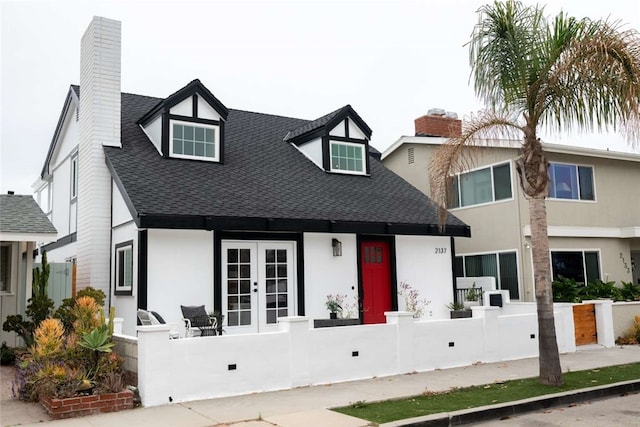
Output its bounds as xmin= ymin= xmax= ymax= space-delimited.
xmin=435 ymin=248 xmax=447 ymax=254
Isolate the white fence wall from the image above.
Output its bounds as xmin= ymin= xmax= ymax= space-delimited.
xmin=135 ymin=302 xmax=583 ymax=407
xmin=612 ymin=301 xmax=640 ymax=339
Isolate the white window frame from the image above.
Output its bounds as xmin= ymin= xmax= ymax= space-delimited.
xmin=547 ymin=162 xmax=596 ymax=202
xmin=114 ymin=241 xmax=133 ymax=295
xmin=169 ymin=119 xmax=220 ymax=162
xmin=70 ymin=154 xmax=78 ymax=201
xmin=329 ymin=140 xmax=366 ymax=175
xmin=449 ymin=161 xmax=513 ymax=210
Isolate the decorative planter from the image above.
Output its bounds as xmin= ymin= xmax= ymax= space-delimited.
xmin=329 ymin=312 xmax=338 ymax=320
xmin=40 ymin=389 xmax=134 ymax=420
xmin=450 ymin=310 xmax=472 ymax=319
xmin=314 ymin=318 xmax=361 ymax=328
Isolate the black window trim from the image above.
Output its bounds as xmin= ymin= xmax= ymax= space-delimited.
xmin=114 ymin=240 xmax=134 ymax=296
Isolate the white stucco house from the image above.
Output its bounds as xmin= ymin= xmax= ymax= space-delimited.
xmin=35 ymin=17 xmax=470 ymax=337
xmin=0 ymin=193 xmax=57 ymax=346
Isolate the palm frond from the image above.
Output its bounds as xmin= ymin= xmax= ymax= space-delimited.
xmin=539 ymin=20 xmax=640 ymax=146
xmin=429 ymin=111 xmax=523 ymax=227
xmin=469 ymin=0 xmax=547 ymax=115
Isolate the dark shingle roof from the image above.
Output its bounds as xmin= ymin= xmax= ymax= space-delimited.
xmin=0 ymin=195 xmax=57 ymax=235
xmin=284 ymin=105 xmax=346 ymax=141
xmin=100 ymin=89 xmax=468 ymax=236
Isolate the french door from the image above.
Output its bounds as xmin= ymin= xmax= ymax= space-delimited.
xmin=221 ymin=241 xmax=295 ymax=333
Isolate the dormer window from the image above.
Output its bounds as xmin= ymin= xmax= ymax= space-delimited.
xmin=137 ymin=79 xmax=229 ymax=163
xmin=171 ymin=120 xmax=219 ymax=161
xmin=330 ymin=141 xmax=364 ymax=174
xmin=285 ymin=105 xmax=373 ymax=176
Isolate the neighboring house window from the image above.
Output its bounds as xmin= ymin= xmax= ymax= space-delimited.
xmin=0 ymin=243 xmax=11 ymax=292
xmin=70 ymin=154 xmax=78 ymax=200
xmin=455 ymin=251 xmax=519 ymax=299
xmin=551 ymin=250 xmax=600 ymax=285
xmin=548 ymin=163 xmax=594 ymax=200
xmin=330 ymin=141 xmax=365 ymax=174
xmin=449 ymin=162 xmax=512 ymax=208
xmin=170 ymin=120 xmax=219 ymax=161
xmin=114 ymin=241 xmax=133 ymax=295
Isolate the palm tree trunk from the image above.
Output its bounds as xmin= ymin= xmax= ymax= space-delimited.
xmin=529 ymin=196 xmax=564 ymax=386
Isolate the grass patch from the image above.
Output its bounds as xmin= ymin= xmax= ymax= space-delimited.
xmin=333 ymin=363 xmax=640 ymax=424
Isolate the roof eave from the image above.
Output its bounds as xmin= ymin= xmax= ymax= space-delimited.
xmin=0 ymin=231 xmax=58 ymax=243
xmin=135 ymin=213 xmax=470 ymax=237
xmin=40 ymin=86 xmax=80 ymax=179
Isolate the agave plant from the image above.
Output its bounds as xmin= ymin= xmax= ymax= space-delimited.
xmin=78 ymin=326 xmax=114 ymax=354
xmin=79 ymin=325 xmax=115 ymax=373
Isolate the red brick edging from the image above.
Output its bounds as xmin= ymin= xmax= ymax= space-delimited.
xmin=40 ymin=389 xmax=134 ymax=419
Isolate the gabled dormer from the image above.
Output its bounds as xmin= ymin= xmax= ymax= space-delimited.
xmin=137 ymin=79 xmax=229 ymax=162
xmin=285 ymin=105 xmax=373 ymax=176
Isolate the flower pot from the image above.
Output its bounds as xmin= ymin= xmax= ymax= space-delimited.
xmin=329 ymin=312 xmax=338 ymax=320
xmin=463 ymin=300 xmax=479 ymax=310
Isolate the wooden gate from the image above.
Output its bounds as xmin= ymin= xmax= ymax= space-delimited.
xmin=573 ymin=303 xmax=597 ymax=346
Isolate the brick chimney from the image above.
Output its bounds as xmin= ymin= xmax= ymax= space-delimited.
xmin=414 ymin=108 xmax=461 ymax=137
xmin=76 ymin=17 xmax=121 ymax=302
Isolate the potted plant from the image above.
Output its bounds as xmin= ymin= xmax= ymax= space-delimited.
xmin=447 ymin=301 xmax=471 ymax=319
xmin=463 ymin=284 xmax=481 ymax=309
xmin=325 ymin=295 xmax=343 ymax=319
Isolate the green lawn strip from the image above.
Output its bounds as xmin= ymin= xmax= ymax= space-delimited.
xmin=332 ymin=363 xmax=640 ymax=424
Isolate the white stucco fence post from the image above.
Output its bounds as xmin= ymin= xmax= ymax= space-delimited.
xmin=472 ymin=306 xmax=501 ymax=361
xmin=586 ymin=299 xmax=615 ymax=347
xmin=279 ymin=316 xmax=311 ymax=387
xmin=137 ymin=325 xmax=172 ymax=407
xmin=553 ymin=303 xmax=576 ymax=353
xmin=111 ymin=317 xmax=124 ymax=335
xmin=385 ymin=311 xmax=414 ymax=373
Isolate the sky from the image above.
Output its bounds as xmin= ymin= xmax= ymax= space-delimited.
xmin=1 ymin=0 xmax=639 ymax=195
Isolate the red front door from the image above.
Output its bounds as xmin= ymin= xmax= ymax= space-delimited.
xmin=361 ymin=241 xmax=392 ymax=324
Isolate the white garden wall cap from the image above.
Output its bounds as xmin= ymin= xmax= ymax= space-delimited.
xmin=137 ymin=324 xmax=172 ymax=332
xmin=277 ymin=316 xmax=310 ymax=323
xmin=384 ymin=311 xmax=415 ymax=317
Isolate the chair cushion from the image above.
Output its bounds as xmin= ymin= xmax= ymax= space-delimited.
xmin=181 ymin=305 xmax=212 ymax=328
xmin=181 ymin=305 xmax=207 ymax=319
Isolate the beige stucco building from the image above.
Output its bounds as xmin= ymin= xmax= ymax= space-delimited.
xmin=382 ymin=111 xmax=640 ymax=302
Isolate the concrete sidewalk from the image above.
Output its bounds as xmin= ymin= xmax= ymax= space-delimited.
xmin=2 ymin=345 xmax=639 ymax=427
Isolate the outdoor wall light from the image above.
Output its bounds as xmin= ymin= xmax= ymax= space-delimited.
xmin=332 ymin=238 xmax=342 ymax=257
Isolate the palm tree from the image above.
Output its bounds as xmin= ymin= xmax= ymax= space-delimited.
xmin=430 ymin=0 xmax=640 ymax=386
